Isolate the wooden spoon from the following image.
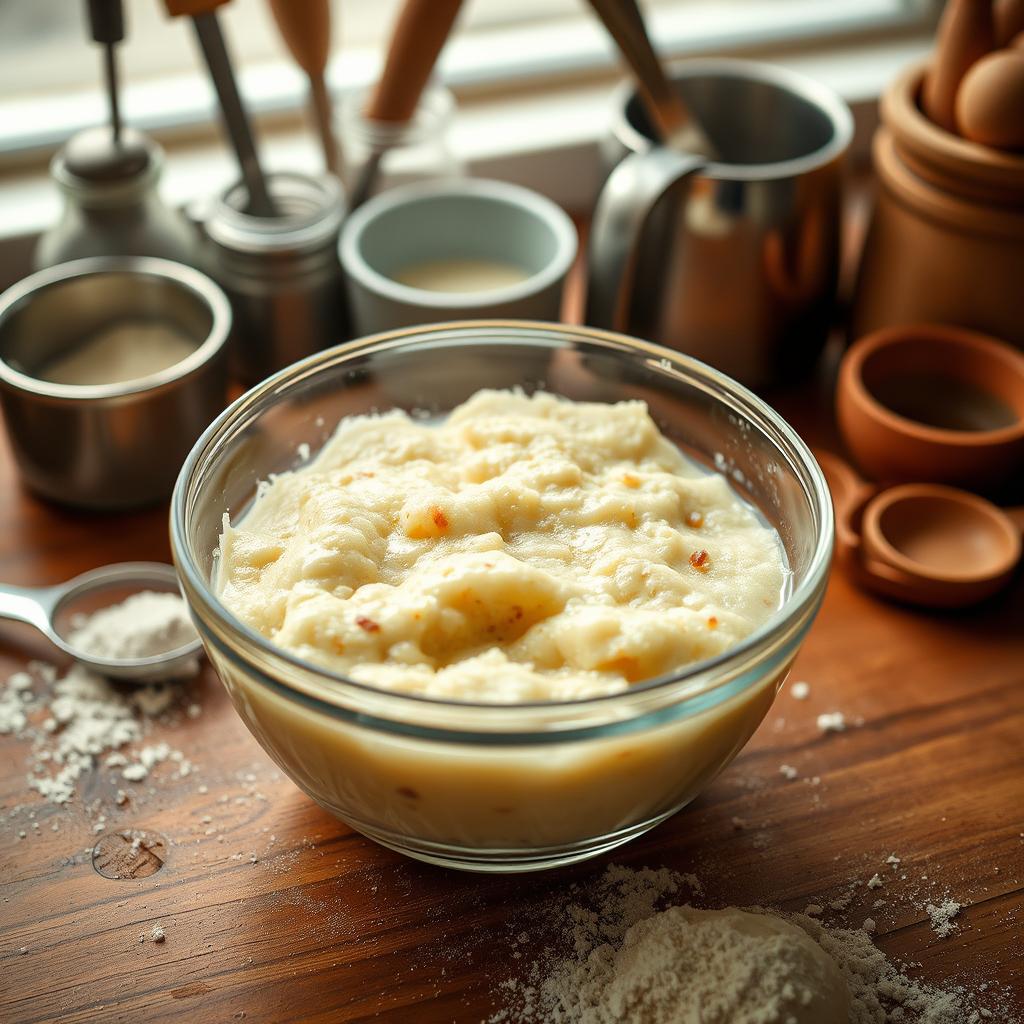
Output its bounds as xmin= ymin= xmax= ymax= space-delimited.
xmin=268 ymin=0 xmax=339 ymax=175
xmin=586 ymin=0 xmax=716 ymax=157
xmin=922 ymin=0 xmax=994 ymax=133
xmin=347 ymin=0 xmax=464 ymax=210
xmin=815 ymin=450 xmax=1023 ymax=608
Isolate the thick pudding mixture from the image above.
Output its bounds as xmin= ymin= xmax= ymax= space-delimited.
xmin=217 ymin=391 xmax=785 ymax=701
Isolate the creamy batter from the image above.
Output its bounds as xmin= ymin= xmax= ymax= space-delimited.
xmin=391 ymin=258 xmax=530 ymax=293
xmin=217 ymin=390 xmax=785 ymax=702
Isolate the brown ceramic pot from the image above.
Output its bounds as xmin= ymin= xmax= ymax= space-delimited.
xmin=850 ymin=63 xmax=1024 ymax=346
xmin=836 ymin=323 xmax=1024 ymax=490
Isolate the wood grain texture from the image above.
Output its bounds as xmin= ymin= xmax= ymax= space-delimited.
xmin=1 ymin=333 xmax=1022 ymax=1018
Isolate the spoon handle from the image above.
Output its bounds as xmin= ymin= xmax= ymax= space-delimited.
xmin=0 ymin=583 xmax=62 ymax=636
xmin=1004 ymin=506 xmax=1024 ymax=534
xmin=811 ymin=449 xmax=876 ymax=553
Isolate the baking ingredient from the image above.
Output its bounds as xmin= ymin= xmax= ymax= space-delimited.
xmin=69 ymin=590 xmax=199 ymax=670
xmin=392 ymin=258 xmax=531 ymax=293
xmin=816 ymin=711 xmax=846 ymax=733
xmin=955 ymin=50 xmax=1024 ymax=150
xmin=926 ymin=899 xmax=962 ymax=938
xmin=213 ymin=391 xmax=789 ymax=851
xmin=39 ymin=320 xmax=197 ymax=387
xmin=923 ymin=0 xmax=995 ymax=133
xmin=790 ymin=680 xmax=810 ymax=700
xmin=218 ymin=390 xmax=785 ymax=702
xmin=0 ymin=661 xmax=194 ymax=807
xmin=492 ymin=864 xmax=1012 ymax=1024
xmin=584 ymin=905 xmax=850 ymax=1023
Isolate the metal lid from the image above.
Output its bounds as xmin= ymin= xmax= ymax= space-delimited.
xmin=54 ymin=126 xmax=158 ymax=187
xmin=203 ymin=172 xmax=346 ymax=255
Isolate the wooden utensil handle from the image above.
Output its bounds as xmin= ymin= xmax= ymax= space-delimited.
xmin=268 ymin=0 xmax=330 ymax=76
xmin=163 ymin=0 xmax=230 ymax=15
xmin=366 ymin=0 xmax=464 ymax=123
xmin=586 ymin=0 xmax=688 ymax=141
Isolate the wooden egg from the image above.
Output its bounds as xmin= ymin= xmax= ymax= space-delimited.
xmin=955 ymin=49 xmax=1024 ymax=149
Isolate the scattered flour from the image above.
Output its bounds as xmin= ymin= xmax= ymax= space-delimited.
xmin=790 ymin=681 xmax=811 ymax=700
xmin=926 ymin=900 xmax=962 ymax=939
xmin=490 ymin=865 xmax=1015 ymax=1024
xmin=0 ymin=660 xmax=195 ymax=808
xmin=816 ymin=711 xmax=847 ymax=733
xmin=68 ymin=590 xmax=199 ymax=674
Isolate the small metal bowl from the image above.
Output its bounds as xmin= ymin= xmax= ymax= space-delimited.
xmin=0 ymin=256 xmax=230 ymax=510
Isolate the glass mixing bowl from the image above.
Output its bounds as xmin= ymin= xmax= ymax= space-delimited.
xmin=171 ymin=321 xmax=833 ymax=873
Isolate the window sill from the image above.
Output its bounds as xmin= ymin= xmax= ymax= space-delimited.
xmin=0 ymin=32 xmax=930 ymax=272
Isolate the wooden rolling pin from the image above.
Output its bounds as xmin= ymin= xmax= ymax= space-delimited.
xmin=348 ymin=0 xmax=464 ymax=210
xmin=268 ymin=0 xmax=339 ymax=175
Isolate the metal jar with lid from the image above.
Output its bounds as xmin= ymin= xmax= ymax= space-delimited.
xmin=34 ymin=126 xmax=196 ymax=271
xmin=197 ymin=172 xmax=348 ymax=384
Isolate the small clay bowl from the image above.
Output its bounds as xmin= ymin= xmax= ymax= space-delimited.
xmin=815 ymin=450 xmax=1023 ymax=608
xmin=837 ymin=324 xmax=1024 ymax=492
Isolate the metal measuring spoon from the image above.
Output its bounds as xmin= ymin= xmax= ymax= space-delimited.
xmin=0 ymin=562 xmax=202 ymax=680
xmin=816 ymin=450 xmax=1023 ymax=608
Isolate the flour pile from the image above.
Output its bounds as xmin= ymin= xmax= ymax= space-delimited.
xmin=69 ymin=590 xmax=199 ymax=666
xmin=491 ymin=864 xmax=1018 ymax=1024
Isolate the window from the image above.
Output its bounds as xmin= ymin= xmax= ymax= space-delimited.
xmin=0 ymin=0 xmax=937 ymax=159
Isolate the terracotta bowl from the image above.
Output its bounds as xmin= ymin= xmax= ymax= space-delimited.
xmin=837 ymin=324 xmax=1024 ymax=491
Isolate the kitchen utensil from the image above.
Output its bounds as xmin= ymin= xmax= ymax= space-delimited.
xmin=0 ymin=257 xmax=230 ymax=510
xmin=955 ymin=49 xmax=1024 ymax=150
xmin=86 ymin=0 xmax=125 ymax=144
xmin=164 ymin=0 xmax=275 ymax=217
xmin=171 ymin=320 xmax=832 ymax=871
xmin=196 ymin=172 xmax=346 ymax=384
xmin=837 ymin=325 xmax=1024 ymax=493
xmin=0 ymin=562 xmax=201 ymax=681
xmin=347 ymin=0 xmax=464 ymax=211
xmin=339 ymin=179 xmax=576 ymax=338
xmin=996 ymin=0 xmax=1024 ymax=45
xmin=816 ymin=450 xmax=1022 ymax=608
xmin=588 ymin=58 xmax=852 ymax=390
xmin=586 ymin=0 xmax=714 ymax=157
xmin=922 ymin=0 xmax=994 ymax=133
xmin=34 ymin=127 xmax=196 ymax=271
xmin=849 ymin=63 xmax=1024 ymax=346
xmin=337 ymin=83 xmax=461 ymax=200
xmin=268 ymin=0 xmax=339 ymax=175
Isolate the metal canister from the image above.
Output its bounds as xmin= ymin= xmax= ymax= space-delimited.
xmin=0 ymin=257 xmax=230 ymax=511
xmin=198 ymin=172 xmax=348 ymax=384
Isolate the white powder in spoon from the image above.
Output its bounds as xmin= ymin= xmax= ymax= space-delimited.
xmin=69 ymin=591 xmax=198 ymax=664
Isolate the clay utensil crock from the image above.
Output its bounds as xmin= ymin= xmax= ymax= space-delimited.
xmin=815 ymin=450 xmax=1023 ymax=608
xmin=837 ymin=324 xmax=1024 ymax=492
xmin=849 ymin=63 xmax=1024 ymax=345
xmin=922 ymin=0 xmax=994 ymax=133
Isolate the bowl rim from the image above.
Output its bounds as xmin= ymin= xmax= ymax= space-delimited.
xmin=840 ymin=323 xmax=1024 ymax=448
xmin=171 ymin=320 xmax=834 ymax=718
xmin=338 ymin=178 xmax=579 ymax=310
xmin=0 ymin=256 xmax=231 ymax=401
xmin=609 ymin=56 xmax=854 ymax=182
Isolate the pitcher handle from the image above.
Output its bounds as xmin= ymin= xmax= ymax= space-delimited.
xmin=585 ymin=148 xmax=705 ymax=332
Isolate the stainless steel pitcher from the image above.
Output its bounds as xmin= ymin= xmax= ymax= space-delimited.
xmin=586 ymin=59 xmax=853 ymax=390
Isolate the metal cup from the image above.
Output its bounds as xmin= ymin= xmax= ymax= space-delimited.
xmin=0 ymin=257 xmax=230 ymax=510
xmin=586 ymin=58 xmax=853 ymax=390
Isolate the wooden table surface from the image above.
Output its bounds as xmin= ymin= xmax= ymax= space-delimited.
xmin=1 ymin=332 xmax=1022 ymax=1021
